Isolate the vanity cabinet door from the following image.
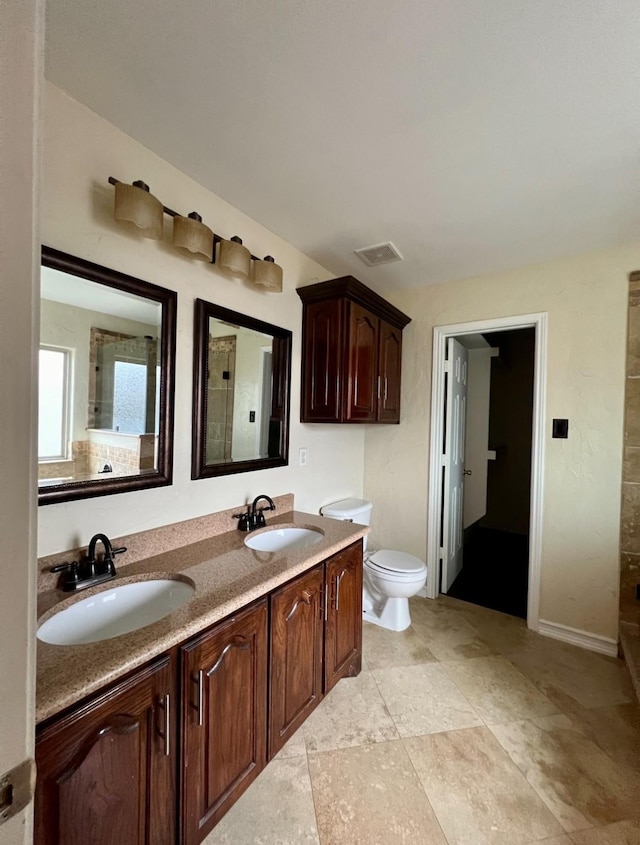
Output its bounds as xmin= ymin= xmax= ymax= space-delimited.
xmin=324 ymin=541 xmax=363 ymax=692
xmin=181 ymin=600 xmax=268 ymax=845
xmin=269 ymin=564 xmax=324 ymax=757
xmin=377 ymin=320 xmax=403 ymax=423
xmin=34 ymin=654 xmax=176 ymax=845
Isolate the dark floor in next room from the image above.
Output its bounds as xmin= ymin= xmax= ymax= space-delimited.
xmin=448 ymin=526 xmax=529 ymax=618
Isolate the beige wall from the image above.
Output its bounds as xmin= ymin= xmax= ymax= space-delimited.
xmin=0 ymin=0 xmax=41 ymax=841
xmin=39 ymin=83 xmax=365 ymax=556
xmin=365 ymin=245 xmax=640 ymax=640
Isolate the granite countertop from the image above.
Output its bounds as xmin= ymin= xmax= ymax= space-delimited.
xmin=36 ymin=510 xmax=367 ymax=724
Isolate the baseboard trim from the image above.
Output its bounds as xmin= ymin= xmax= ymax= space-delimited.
xmin=537 ymin=619 xmax=618 ymax=657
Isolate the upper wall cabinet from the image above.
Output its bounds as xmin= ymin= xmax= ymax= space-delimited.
xmin=39 ymin=248 xmax=176 ymax=505
xmin=296 ymin=277 xmax=411 ymax=424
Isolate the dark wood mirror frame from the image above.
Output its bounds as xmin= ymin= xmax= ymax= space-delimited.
xmin=39 ymin=247 xmax=177 ymax=505
xmin=192 ymin=298 xmax=292 ymax=479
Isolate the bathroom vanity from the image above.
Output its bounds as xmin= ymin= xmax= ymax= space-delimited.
xmin=34 ymin=508 xmax=364 ymax=845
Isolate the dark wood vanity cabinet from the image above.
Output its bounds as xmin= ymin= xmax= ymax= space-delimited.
xmin=269 ymin=542 xmax=364 ymax=755
xmin=34 ymin=654 xmax=176 ymax=845
xmin=324 ymin=541 xmax=363 ymax=691
xmin=181 ymin=600 xmax=268 ymax=845
xmin=35 ymin=541 xmax=363 ymax=845
xmin=297 ymin=276 xmax=411 ymax=424
xmin=269 ymin=564 xmax=325 ymax=757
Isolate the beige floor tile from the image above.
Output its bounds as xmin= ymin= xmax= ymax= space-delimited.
xmin=530 ymin=838 xmax=573 ymax=845
xmin=362 ymin=619 xmax=437 ymax=671
xmin=564 ymin=703 xmax=640 ymax=775
xmin=442 ymin=655 xmax=559 ymax=724
xmin=453 ymin=601 xmax=537 ymax=653
xmin=273 ymin=726 xmax=308 ymax=760
xmin=504 ymin=636 xmax=634 ymax=711
xmin=489 ymin=715 xmax=640 ymax=832
xmin=410 ymin=607 xmax=499 ymax=661
xmin=308 ymin=740 xmax=447 ymax=845
xmin=371 ymin=662 xmax=483 ymax=737
xmin=204 ymin=754 xmax=319 ymax=844
xmin=301 ymin=670 xmax=398 ymax=752
xmin=404 ymin=725 xmax=563 ymax=845
xmin=569 ymin=819 xmax=640 ymax=844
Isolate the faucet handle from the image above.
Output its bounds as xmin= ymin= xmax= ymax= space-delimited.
xmin=233 ymin=511 xmax=251 ymax=532
xmin=49 ymin=561 xmax=80 ymax=589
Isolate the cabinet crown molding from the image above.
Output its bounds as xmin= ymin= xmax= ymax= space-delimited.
xmin=296 ymin=276 xmax=411 ymax=330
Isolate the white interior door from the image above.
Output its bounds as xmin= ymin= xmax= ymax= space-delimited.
xmin=441 ymin=338 xmax=468 ymax=592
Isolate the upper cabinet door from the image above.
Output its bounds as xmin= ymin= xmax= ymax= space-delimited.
xmin=346 ymin=303 xmax=379 ymax=422
xmin=35 ymin=655 xmax=176 ymax=845
xmin=301 ymin=298 xmax=343 ymax=422
xmin=377 ymin=321 xmax=403 ymax=423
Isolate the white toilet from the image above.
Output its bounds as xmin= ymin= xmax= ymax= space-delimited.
xmin=320 ymin=498 xmax=427 ymax=632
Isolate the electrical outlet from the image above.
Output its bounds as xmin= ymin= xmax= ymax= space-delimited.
xmin=299 ymin=447 xmax=308 ymax=467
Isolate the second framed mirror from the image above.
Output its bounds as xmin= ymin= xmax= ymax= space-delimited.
xmin=192 ymin=299 xmax=292 ymax=478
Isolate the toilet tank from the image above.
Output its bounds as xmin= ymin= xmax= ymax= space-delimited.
xmin=320 ymin=498 xmax=373 ymax=551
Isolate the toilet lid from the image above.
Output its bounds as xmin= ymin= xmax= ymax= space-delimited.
xmin=366 ymin=550 xmax=427 ymax=575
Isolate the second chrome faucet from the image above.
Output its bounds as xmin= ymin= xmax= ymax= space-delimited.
xmin=234 ymin=494 xmax=276 ymax=532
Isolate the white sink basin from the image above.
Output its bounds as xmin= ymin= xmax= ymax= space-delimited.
xmin=37 ymin=578 xmax=195 ymax=646
xmin=244 ymin=527 xmax=323 ymax=553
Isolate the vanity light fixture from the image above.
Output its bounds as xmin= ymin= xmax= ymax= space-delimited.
xmin=172 ymin=212 xmax=214 ymax=262
xmin=218 ymin=236 xmax=252 ymax=280
xmin=252 ymin=255 xmax=283 ymax=293
xmin=108 ymin=177 xmax=284 ymax=290
xmin=113 ymin=180 xmax=164 ymax=240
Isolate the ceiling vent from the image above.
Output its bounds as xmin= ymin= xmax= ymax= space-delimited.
xmin=354 ymin=241 xmax=403 ymax=267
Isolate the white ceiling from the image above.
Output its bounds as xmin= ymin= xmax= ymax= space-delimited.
xmin=45 ymin=0 xmax=640 ymax=290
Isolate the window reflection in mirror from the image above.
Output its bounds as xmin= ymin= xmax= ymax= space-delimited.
xmin=192 ymin=299 xmax=291 ymax=479
xmin=39 ymin=248 xmax=176 ymax=505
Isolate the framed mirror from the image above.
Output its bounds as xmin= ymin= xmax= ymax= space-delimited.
xmin=39 ymin=247 xmax=177 ymax=505
xmin=192 ymin=298 xmax=291 ymax=478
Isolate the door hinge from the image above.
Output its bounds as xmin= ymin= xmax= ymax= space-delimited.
xmin=0 ymin=759 xmax=36 ymax=826
xmin=438 ymin=546 xmax=445 ymax=560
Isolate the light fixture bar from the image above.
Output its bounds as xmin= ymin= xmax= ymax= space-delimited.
xmin=108 ymin=177 xmax=283 ymax=290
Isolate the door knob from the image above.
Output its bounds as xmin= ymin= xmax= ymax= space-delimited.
xmin=463 ymin=469 xmax=472 ymax=476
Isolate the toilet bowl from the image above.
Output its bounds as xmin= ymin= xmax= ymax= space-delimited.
xmin=320 ymin=499 xmax=427 ymax=632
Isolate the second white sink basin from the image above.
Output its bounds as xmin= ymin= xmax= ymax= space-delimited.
xmin=244 ymin=527 xmax=323 ymax=553
xmin=37 ymin=578 xmax=195 ymax=646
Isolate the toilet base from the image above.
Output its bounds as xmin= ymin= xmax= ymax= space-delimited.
xmin=362 ymin=593 xmax=411 ymax=632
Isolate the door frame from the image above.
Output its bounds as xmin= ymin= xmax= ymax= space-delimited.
xmin=426 ymin=312 xmax=548 ymax=630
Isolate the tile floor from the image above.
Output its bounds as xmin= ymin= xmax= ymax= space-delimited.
xmin=205 ymin=596 xmax=640 ymax=845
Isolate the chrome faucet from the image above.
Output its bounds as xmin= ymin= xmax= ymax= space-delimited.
xmin=50 ymin=533 xmax=127 ymax=591
xmin=233 ymin=494 xmax=276 ymax=532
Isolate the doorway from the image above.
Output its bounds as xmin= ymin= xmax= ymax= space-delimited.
xmin=426 ymin=313 xmax=547 ymax=630
xmin=447 ymin=329 xmax=535 ymax=618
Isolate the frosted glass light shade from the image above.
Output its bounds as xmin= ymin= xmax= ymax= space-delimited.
xmin=172 ymin=212 xmax=214 ymax=261
xmin=114 ymin=181 xmax=163 ymax=240
xmin=218 ymin=236 xmax=251 ymax=280
xmin=252 ymin=255 xmax=283 ymax=292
